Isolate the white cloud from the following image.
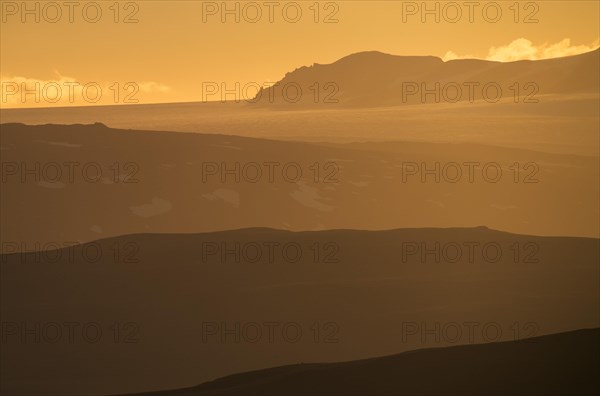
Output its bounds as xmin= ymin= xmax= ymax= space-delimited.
xmin=444 ymin=38 xmax=599 ymax=62
xmin=202 ymin=189 xmax=240 ymax=208
xmin=130 ymin=198 xmax=173 ymax=218
xmin=0 ymin=72 xmax=172 ymax=108
xmin=290 ymin=181 xmax=333 ymax=212
xmin=138 ymin=81 xmax=171 ymax=93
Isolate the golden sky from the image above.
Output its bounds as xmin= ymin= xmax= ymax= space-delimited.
xmin=1 ymin=0 xmax=599 ymax=107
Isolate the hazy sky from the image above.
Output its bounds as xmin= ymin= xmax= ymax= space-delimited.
xmin=1 ymin=0 xmax=599 ymax=107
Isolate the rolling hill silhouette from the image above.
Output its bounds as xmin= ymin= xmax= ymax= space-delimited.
xmin=1 ymin=227 xmax=598 ymax=395
xmin=1 ymin=123 xmax=599 ymax=248
xmin=120 ymin=328 xmax=600 ymax=396
xmin=255 ymin=49 xmax=600 ymax=107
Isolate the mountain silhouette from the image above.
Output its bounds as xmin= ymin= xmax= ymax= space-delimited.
xmin=2 ymin=227 xmax=598 ymax=395
xmin=255 ymin=49 xmax=599 ymax=107
xmin=120 ymin=328 xmax=600 ymax=395
xmin=2 ymin=123 xmax=599 ymax=247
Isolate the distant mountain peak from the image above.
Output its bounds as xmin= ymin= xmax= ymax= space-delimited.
xmin=256 ymin=48 xmax=598 ymax=107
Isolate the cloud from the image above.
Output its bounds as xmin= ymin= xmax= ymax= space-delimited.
xmin=130 ymin=197 xmax=173 ymax=218
xmin=290 ymin=181 xmax=334 ymax=212
xmin=202 ymin=189 xmax=240 ymax=208
xmin=138 ymin=81 xmax=171 ymax=93
xmin=90 ymin=225 xmax=104 ymax=234
xmin=0 ymin=72 xmax=78 ymax=107
xmin=442 ymin=51 xmax=474 ymax=62
xmin=37 ymin=181 xmax=66 ymax=189
xmin=0 ymin=72 xmax=172 ymax=108
xmin=443 ymin=38 xmax=599 ymax=62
